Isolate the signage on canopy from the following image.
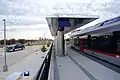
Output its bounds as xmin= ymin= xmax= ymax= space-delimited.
xmin=58 ymin=18 xmax=71 ymax=31
xmin=58 ymin=18 xmax=70 ymax=27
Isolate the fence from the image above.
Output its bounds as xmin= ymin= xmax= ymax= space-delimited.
xmin=34 ymin=43 xmax=53 ymax=80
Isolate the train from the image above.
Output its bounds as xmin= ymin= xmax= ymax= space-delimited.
xmin=70 ymin=16 xmax=120 ymax=66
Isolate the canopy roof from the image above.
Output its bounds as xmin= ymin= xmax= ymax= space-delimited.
xmin=46 ymin=14 xmax=99 ymax=36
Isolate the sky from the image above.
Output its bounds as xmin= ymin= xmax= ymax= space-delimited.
xmin=0 ymin=0 xmax=120 ymax=39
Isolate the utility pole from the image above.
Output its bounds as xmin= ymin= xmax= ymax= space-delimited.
xmin=3 ymin=19 xmax=8 ymax=72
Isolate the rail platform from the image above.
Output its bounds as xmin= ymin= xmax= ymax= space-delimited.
xmin=48 ymin=46 xmax=120 ymax=80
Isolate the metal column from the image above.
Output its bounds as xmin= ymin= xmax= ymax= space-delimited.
xmin=3 ymin=19 xmax=8 ymax=72
xmin=54 ymin=36 xmax=57 ymax=55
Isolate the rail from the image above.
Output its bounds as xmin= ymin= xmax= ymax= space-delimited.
xmin=34 ymin=43 xmax=53 ymax=80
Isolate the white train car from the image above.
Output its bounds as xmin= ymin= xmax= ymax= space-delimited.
xmin=70 ymin=16 xmax=120 ymax=67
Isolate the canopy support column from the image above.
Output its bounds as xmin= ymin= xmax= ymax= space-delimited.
xmin=56 ymin=31 xmax=65 ymax=56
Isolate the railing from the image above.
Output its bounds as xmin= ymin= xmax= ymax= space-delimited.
xmin=34 ymin=43 xmax=53 ymax=80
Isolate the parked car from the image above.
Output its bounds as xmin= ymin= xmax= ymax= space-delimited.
xmin=7 ymin=44 xmax=25 ymax=52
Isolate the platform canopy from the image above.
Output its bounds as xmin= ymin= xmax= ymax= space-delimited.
xmin=46 ymin=13 xmax=99 ymax=36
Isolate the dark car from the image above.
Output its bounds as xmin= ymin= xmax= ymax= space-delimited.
xmin=7 ymin=44 xmax=25 ymax=52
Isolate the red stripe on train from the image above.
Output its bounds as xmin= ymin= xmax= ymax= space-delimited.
xmin=84 ymin=48 xmax=120 ymax=58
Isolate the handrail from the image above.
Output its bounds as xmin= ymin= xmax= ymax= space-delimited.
xmin=34 ymin=43 xmax=53 ymax=80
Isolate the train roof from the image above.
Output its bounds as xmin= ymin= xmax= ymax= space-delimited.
xmin=71 ymin=16 xmax=120 ymax=36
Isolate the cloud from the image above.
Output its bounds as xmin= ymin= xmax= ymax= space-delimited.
xmin=0 ymin=0 xmax=119 ymax=27
xmin=0 ymin=0 xmax=120 ymax=39
xmin=0 ymin=24 xmax=52 ymax=39
xmin=53 ymin=0 xmax=120 ymax=29
xmin=0 ymin=0 xmax=53 ymax=27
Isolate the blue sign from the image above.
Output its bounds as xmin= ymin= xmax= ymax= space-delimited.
xmin=58 ymin=18 xmax=70 ymax=27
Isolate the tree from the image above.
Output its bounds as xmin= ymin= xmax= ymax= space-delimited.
xmin=9 ymin=39 xmax=16 ymax=44
xmin=39 ymin=37 xmax=41 ymax=40
xmin=47 ymin=42 xmax=51 ymax=47
xmin=18 ymin=39 xmax=25 ymax=44
xmin=0 ymin=40 xmax=4 ymax=45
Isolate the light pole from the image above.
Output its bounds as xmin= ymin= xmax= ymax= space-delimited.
xmin=3 ymin=19 xmax=8 ymax=72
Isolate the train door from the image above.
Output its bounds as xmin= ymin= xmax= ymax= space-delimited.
xmin=113 ymin=31 xmax=120 ymax=54
xmin=79 ymin=39 xmax=87 ymax=52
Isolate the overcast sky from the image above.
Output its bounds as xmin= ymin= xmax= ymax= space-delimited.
xmin=0 ymin=0 xmax=120 ymax=39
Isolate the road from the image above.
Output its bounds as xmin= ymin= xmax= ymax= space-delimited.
xmin=0 ymin=48 xmax=3 ymax=56
xmin=0 ymin=45 xmax=41 ymax=72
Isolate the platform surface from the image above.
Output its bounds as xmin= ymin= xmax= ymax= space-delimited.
xmin=53 ymin=47 xmax=120 ymax=80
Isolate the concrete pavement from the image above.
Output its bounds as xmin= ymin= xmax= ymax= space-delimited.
xmin=0 ymin=48 xmax=3 ymax=56
xmin=0 ymin=45 xmax=41 ymax=72
xmin=0 ymin=47 xmax=47 ymax=79
xmin=67 ymin=48 xmax=120 ymax=80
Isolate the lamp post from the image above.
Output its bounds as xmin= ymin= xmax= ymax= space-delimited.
xmin=3 ymin=19 xmax=8 ymax=72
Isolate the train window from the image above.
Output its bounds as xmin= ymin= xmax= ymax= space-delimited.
xmin=89 ymin=34 xmax=112 ymax=53
xmin=117 ymin=42 xmax=120 ymax=54
xmin=79 ymin=38 xmax=88 ymax=48
xmin=73 ymin=37 xmax=80 ymax=46
xmin=114 ymin=31 xmax=120 ymax=54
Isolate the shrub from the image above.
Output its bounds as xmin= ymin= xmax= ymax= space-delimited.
xmin=47 ymin=42 xmax=50 ymax=47
xmin=41 ymin=45 xmax=47 ymax=52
